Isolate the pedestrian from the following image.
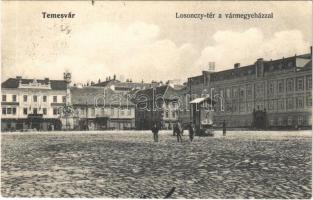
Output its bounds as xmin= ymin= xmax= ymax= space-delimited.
xmin=222 ymin=120 xmax=226 ymax=136
xmin=151 ymin=122 xmax=159 ymax=142
xmin=174 ymin=121 xmax=183 ymax=142
xmin=189 ymin=123 xmax=195 ymax=142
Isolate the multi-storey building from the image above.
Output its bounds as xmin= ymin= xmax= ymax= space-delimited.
xmin=70 ymin=86 xmax=135 ymax=130
xmin=1 ymin=76 xmax=67 ymax=131
xmin=183 ymin=49 xmax=312 ymax=129
xmin=133 ymin=85 xmax=181 ymax=130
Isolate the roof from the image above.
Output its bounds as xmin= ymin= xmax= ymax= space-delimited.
xmin=70 ymin=86 xmax=134 ymax=107
xmin=134 ymin=85 xmax=169 ymax=101
xmin=210 ymin=53 xmax=312 ymax=82
xmin=93 ymin=79 xmax=120 ymax=87
xmin=1 ymin=78 xmax=67 ymax=90
xmin=93 ymin=79 xmax=161 ymax=91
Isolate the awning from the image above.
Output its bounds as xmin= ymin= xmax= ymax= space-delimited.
xmin=189 ymin=96 xmax=215 ymax=104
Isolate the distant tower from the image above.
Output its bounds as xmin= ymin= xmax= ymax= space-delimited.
xmin=63 ymin=71 xmax=72 ymax=106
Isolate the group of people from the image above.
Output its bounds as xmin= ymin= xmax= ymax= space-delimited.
xmin=151 ymin=121 xmax=196 ymax=143
xmin=151 ymin=120 xmax=227 ymax=142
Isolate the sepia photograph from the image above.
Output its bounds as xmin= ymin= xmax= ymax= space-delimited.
xmin=1 ymin=0 xmax=312 ymax=198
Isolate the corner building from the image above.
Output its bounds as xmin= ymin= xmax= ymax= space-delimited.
xmin=187 ymin=51 xmax=312 ymax=129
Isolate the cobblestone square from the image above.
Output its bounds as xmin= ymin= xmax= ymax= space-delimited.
xmin=1 ymin=131 xmax=312 ymax=198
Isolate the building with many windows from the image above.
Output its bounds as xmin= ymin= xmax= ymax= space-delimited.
xmin=1 ymin=76 xmax=67 ymax=131
xmin=183 ymin=50 xmax=312 ymax=129
xmin=70 ymin=86 xmax=135 ymax=130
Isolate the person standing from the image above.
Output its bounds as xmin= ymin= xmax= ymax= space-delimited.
xmin=175 ymin=121 xmax=183 ymax=142
xmin=222 ymin=120 xmax=226 ymax=136
xmin=189 ymin=123 xmax=195 ymax=142
xmin=151 ymin=122 xmax=159 ymax=142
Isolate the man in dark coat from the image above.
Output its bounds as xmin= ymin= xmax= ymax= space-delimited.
xmin=151 ymin=122 xmax=159 ymax=142
xmin=174 ymin=122 xmax=183 ymax=142
xmin=189 ymin=123 xmax=195 ymax=142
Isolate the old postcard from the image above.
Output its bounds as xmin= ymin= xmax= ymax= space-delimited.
xmin=1 ymin=0 xmax=312 ymax=198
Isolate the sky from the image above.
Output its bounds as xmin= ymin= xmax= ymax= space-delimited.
xmin=1 ymin=1 xmax=312 ymax=84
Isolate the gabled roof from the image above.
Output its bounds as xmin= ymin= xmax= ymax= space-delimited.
xmin=1 ymin=78 xmax=67 ymax=90
xmin=134 ymin=85 xmax=169 ymax=101
xmin=70 ymin=86 xmax=134 ymax=107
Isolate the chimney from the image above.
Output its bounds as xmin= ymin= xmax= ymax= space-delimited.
xmin=44 ymin=78 xmax=49 ymax=82
xmin=16 ymin=76 xmax=22 ymax=79
xmin=310 ymin=46 xmax=312 ymax=56
xmin=234 ymin=63 xmax=240 ymax=69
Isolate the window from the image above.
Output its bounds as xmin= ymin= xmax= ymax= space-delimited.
xmin=278 ymin=99 xmax=284 ymax=110
xmin=33 ymin=95 xmax=37 ymax=102
xmin=7 ymin=108 xmax=12 ymax=114
xmin=297 ymin=78 xmax=304 ymax=91
xmin=269 ymin=119 xmax=275 ymax=126
xmin=232 ymin=102 xmax=238 ymax=112
xmin=120 ymin=109 xmax=125 ymax=115
xmin=2 ymin=108 xmax=6 ymax=115
xmin=23 ymin=108 xmax=28 ymax=115
xmin=239 ymin=87 xmax=245 ymax=99
xmin=247 ymin=102 xmax=253 ymax=112
xmin=287 ymin=117 xmax=293 ymax=126
xmin=12 ymin=108 xmax=16 ymax=115
xmin=226 ymin=88 xmax=231 ymax=98
xmin=232 ymin=88 xmax=238 ymax=98
xmin=268 ymin=81 xmax=275 ymax=95
xmin=278 ymin=80 xmax=284 ymax=93
xmin=298 ymin=116 xmax=303 ymax=125
xmin=2 ymin=95 xmax=6 ymax=102
xmin=268 ymin=100 xmax=275 ymax=111
xmin=53 ymin=96 xmax=57 ymax=103
xmin=53 ymin=108 xmax=58 ymax=115
xmin=33 ymin=108 xmax=38 ymax=114
xmin=278 ymin=117 xmax=283 ymax=126
xmin=307 ymin=76 xmax=312 ymax=90
xmin=165 ymin=111 xmax=169 ymax=118
xmin=111 ymin=108 xmax=114 ymax=115
xmin=62 ymin=96 xmax=66 ymax=103
xmin=23 ymin=95 xmax=28 ymax=102
xmin=296 ymin=97 xmax=304 ymax=109
xmin=226 ymin=102 xmax=232 ymax=112
xmin=172 ymin=111 xmax=176 ymax=118
xmin=307 ymin=95 xmax=312 ymax=107
xmin=246 ymin=85 xmax=252 ymax=99
xmin=12 ymin=95 xmax=17 ymax=102
xmin=43 ymin=96 xmax=47 ymax=102
xmin=127 ymin=109 xmax=131 ymax=116
xmin=287 ymin=98 xmax=293 ymax=109
xmin=43 ymin=108 xmax=47 ymax=115
xmin=239 ymin=103 xmax=245 ymax=113
xmin=286 ymin=79 xmax=293 ymax=92
xmin=255 ymin=83 xmax=264 ymax=98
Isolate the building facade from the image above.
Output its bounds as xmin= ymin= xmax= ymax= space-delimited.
xmin=70 ymin=86 xmax=136 ymax=130
xmin=133 ymin=85 xmax=181 ymax=130
xmin=1 ymin=77 xmax=67 ymax=131
xmin=182 ymin=51 xmax=312 ymax=129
